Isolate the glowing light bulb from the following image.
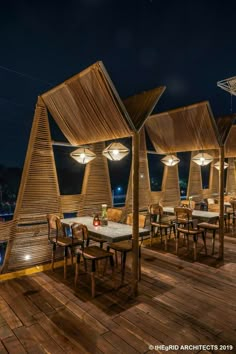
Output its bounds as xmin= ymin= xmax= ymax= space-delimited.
xmin=80 ymin=153 xmax=86 ymax=159
xmin=25 ymin=255 xmax=31 ymax=261
xmin=113 ymin=149 xmax=119 ymax=156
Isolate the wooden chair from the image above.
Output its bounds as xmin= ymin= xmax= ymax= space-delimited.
xmin=208 ymin=204 xmax=227 ymax=227
xmin=72 ymin=223 xmax=114 ymax=298
xmin=107 ymin=239 xmax=141 ymax=284
xmin=175 ymin=207 xmax=207 ymax=261
xmin=107 ymin=208 xmax=123 ymax=222
xmin=149 ymin=204 xmax=176 ymax=248
xmin=46 ymin=214 xmax=84 ymax=279
xmin=126 ymin=213 xmax=146 ymax=228
xmin=197 ymin=222 xmax=219 ymax=255
xmin=181 ymin=199 xmax=196 ymax=210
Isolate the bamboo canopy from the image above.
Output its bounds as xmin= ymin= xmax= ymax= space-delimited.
xmin=225 ymin=125 xmax=236 ymax=157
xmin=145 ymin=101 xmax=220 ymax=153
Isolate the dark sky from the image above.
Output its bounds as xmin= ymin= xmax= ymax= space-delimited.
xmin=1 ymin=0 xmax=236 ymax=167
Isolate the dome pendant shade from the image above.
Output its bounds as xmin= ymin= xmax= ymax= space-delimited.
xmin=102 ymin=142 xmax=129 ymax=161
xmin=214 ymin=161 xmax=229 ymax=170
xmin=161 ymin=154 xmax=180 ymax=166
xmin=192 ymin=152 xmax=213 ymax=166
xmin=70 ymin=147 xmax=96 ymax=164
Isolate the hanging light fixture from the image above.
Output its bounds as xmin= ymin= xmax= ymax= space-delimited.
xmin=161 ymin=154 xmax=180 ymax=166
xmin=70 ymin=147 xmax=96 ymax=164
xmin=214 ymin=161 xmax=229 ymax=170
xmin=192 ymin=152 xmax=213 ymax=166
xmin=102 ymin=142 xmax=129 ymax=161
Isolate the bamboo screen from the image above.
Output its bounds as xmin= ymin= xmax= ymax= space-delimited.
xmin=161 ymin=162 xmax=180 ymax=206
xmin=145 ymin=101 xmax=220 ymax=153
xmin=14 ymin=98 xmax=61 ymax=224
xmin=123 ymin=87 xmax=166 ymax=131
xmin=0 ymin=220 xmax=17 ymax=273
xmin=226 ymin=158 xmax=236 ymax=195
xmin=80 ymin=142 xmax=112 ymax=216
xmin=209 ymin=158 xmax=220 ymax=195
xmin=125 ymin=128 xmax=151 ymax=212
xmin=60 ymin=194 xmax=84 ymax=214
xmin=41 ymin=62 xmax=134 ymax=146
xmin=225 ymin=126 xmax=236 ymax=157
xmin=187 ymin=151 xmax=202 ymax=201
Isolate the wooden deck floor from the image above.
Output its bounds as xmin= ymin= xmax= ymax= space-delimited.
xmin=0 ymin=231 xmax=236 ymax=353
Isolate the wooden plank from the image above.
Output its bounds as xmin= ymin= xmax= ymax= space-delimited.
xmin=0 ymin=297 xmax=23 ymax=329
xmin=33 ymin=313 xmax=88 ymax=354
xmin=13 ymin=326 xmax=45 ymax=354
xmin=2 ymin=335 xmax=27 ymax=354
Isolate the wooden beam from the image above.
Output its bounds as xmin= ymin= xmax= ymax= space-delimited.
xmin=132 ymin=132 xmax=139 ymax=296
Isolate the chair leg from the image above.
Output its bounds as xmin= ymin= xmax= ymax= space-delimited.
xmin=70 ymin=247 xmax=74 ymax=267
xmin=75 ymin=253 xmax=81 ymax=287
xmin=186 ymin=235 xmax=189 ymax=251
xmin=202 ymin=231 xmax=207 ymax=255
xmin=176 ymin=231 xmax=179 ymax=255
xmin=64 ymin=246 xmax=68 ymax=279
xmin=212 ymin=230 xmax=216 ymax=255
xmin=121 ymin=251 xmax=127 ymax=284
xmin=91 ymin=260 xmax=96 ymax=298
xmin=193 ymin=235 xmax=197 ymax=261
xmin=164 ymin=228 xmax=168 ymax=251
xmin=109 ymin=255 xmax=115 ymax=289
xmin=103 ymin=257 xmax=108 ymax=276
xmin=51 ymin=243 xmax=56 ymax=271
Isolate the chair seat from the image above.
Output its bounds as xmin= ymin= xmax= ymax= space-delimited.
xmin=151 ymin=222 xmax=172 ymax=228
xmin=197 ymin=222 xmax=219 ymax=230
xmin=76 ymin=246 xmax=113 ymax=260
xmin=56 ymin=237 xmax=83 ymax=247
xmin=177 ymin=227 xmax=203 ymax=235
xmin=108 ymin=240 xmax=133 ymax=252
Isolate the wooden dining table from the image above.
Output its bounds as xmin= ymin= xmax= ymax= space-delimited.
xmin=163 ymin=207 xmax=220 ymax=223
xmin=61 ymin=216 xmax=150 ymax=243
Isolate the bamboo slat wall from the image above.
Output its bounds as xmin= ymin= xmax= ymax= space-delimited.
xmin=150 ymin=191 xmax=164 ymax=205
xmin=209 ymin=158 xmax=219 ymax=196
xmin=225 ymin=126 xmax=236 ymax=157
xmin=226 ymin=158 xmax=236 ymax=195
xmin=80 ymin=142 xmax=112 ymax=216
xmin=14 ymin=97 xmax=61 ymax=224
xmin=161 ymin=162 xmax=180 ymax=206
xmin=60 ymin=194 xmax=84 ymax=214
xmin=0 ymin=220 xmax=17 ymax=274
xmin=125 ymin=128 xmax=151 ymax=212
xmin=187 ymin=151 xmax=202 ymax=201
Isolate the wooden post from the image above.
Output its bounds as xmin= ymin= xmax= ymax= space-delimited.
xmin=218 ymin=145 xmax=225 ymax=260
xmin=132 ymin=132 xmax=140 ymax=296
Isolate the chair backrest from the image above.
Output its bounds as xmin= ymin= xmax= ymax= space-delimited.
xmin=126 ymin=213 xmax=146 ymax=228
xmin=207 ymin=198 xmax=215 ymax=205
xmin=181 ymin=199 xmax=196 ymax=209
xmin=148 ymin=204 xmax=163 ymax=224
xmin=71 ymin=223 xmax=88 ymax=242
xmin=46 ymin=214 xmax=67 ymax=242
xmin=208 ymin=204 xmax=219 ymax=212
xmin=174 ymin=207 xmax=192 ymax=228
xmin=230 ymin=199 xmax=236 ymax=212
xmin=107 ymin=208 xmax=123 ymax=222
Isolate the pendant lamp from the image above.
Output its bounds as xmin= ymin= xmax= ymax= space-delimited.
xmin=70 ymin=147 xmax=96 ymax=164
xmin=103 ymin=142 xmax=129 ymax=161
xmin=161 ymin=154 xmax=180 ymax=166
xmin=192 ymin=152 xmax=213 ymax=166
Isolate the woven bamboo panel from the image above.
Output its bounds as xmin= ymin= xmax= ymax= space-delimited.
xmin=60 ymin=194 xmax=84 ymax=213
xmin=42 ymin=62 xmax=133 ymax=146
xmin=125 ymin=128 xmax=151 ymax=212
xmin=79 ymin=142 xmax=112 ymax=216
xmin=5 ymin=224 xmax=63 ymax=271
xmin=150 ymin=191 xmax=164 ymax=205
xmin=0 ymin=220 xmax=17 ymax=274
xmin=123 ymin=87 xmax=166 ymax=131
xmin=161 ymin=163 xmax=180 ymax=206
xmin=187 ymin=151 xmax=202 ymax=201
xmin=14 ymin=97 xmax=61 ymax=224
xmin=225 ymin=125 xmax=236 ymax=157
xmin=226 ymin=158 xmax=236 ymax=195
xmin=209 ymin=158 xmax=219 ymax=195
xmin=145 ymin=101 xmax=220 ymax=153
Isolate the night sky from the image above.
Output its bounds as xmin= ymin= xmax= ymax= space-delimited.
xmin=1 ymin=0 xmax=236 ymax=167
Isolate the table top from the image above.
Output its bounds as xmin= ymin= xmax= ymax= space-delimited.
xmin=61 ymin=216 xmax=150 ymax=243
xmin=163 ymin=207 xmax=219 ymax=220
